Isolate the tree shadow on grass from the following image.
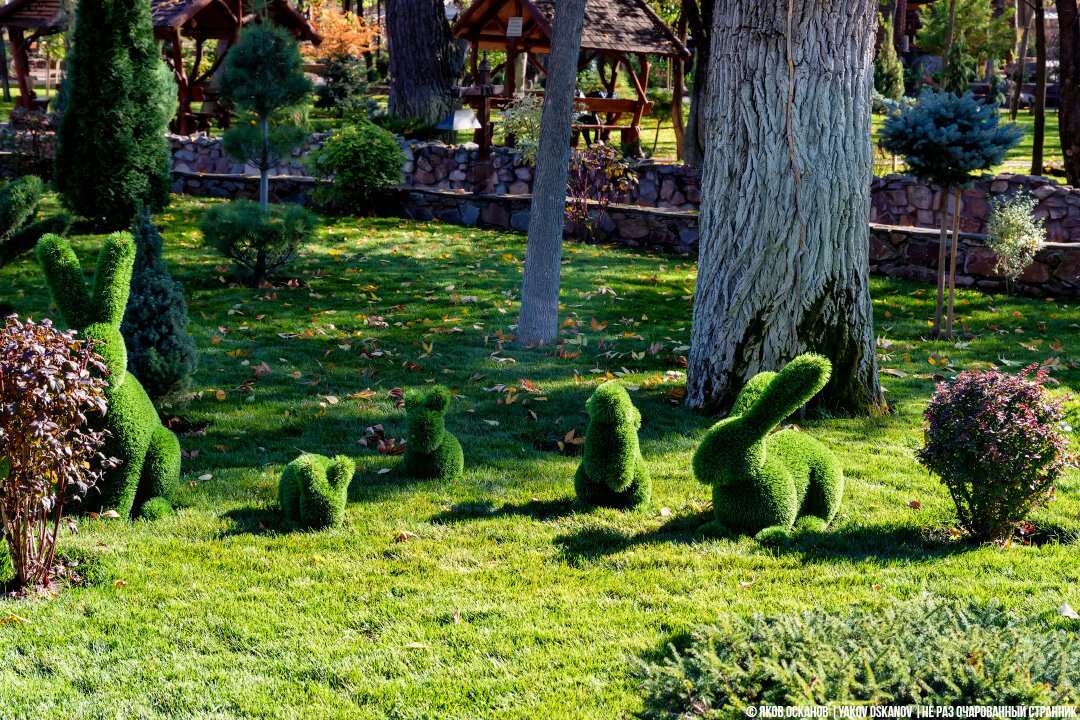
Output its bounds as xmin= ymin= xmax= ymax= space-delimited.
xmin=429 ymin=497 xmax=578 ymax=525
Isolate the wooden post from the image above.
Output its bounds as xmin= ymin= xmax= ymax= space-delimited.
xmin=8 ymin=28 xmax=33 ymax=110
xmin=476 ymin=57 xmax=492 ymax=161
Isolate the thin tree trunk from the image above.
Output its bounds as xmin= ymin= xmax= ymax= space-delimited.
xmin=1032 ymin=0 xmax=1046 ymax=175
xmin=1056 ymin=0 xmax=1080 ymax=185
xmin=385 ymin=0 xmax=465 ymax=125
xmin=672 ymin=13 xmax=687 ymax=161
xmin=1010 ymin=14 xmax=1032 ymax=121
xmin=945 ymin=187 xmax=962 ymax=339
xmin=682 ymin=0 xmax=713 ymax=167
xmin=686 ymin=0 xmax=886 ymax=415
xmin=0 ymin=34 xmax=10 ymax=102
xmin=933 ymin=183 xmax=950 ymax=339
xmin=260 ymin=116 xmax=270 ymax=212
xmin=516 ymin=0 xmax=586 ymax=348
xmin=942 ymin=0 xmax=959 ymax=76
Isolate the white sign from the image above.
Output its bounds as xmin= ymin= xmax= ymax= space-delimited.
xmin=506 ymin=16 xmax=523 ymax=37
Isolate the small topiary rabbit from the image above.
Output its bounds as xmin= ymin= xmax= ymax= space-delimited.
xmin=36 ymin=233 xmax=180 ymax=518
xmin=279 ymin=453 xmax=353 ymax=530
xmin=693 ymin=354 xmax=844 ymax=544
xmin=574 ymin=382 xmax=651 ymax=508
xmin=402 ymin=386 xmax=463 ymax=481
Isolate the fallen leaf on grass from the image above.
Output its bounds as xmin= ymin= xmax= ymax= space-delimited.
xmin=198 ymin=474 xmax=213 ymax=481
xmin=1060 ymin=602 xmax=1080 ymax=620
xmin=396 ymin=530 xmax=419 ymax=542
xmin=882 ymin=368 xmax=908 ymax=378
xmin=907 ymin=500 xmax=922 ymax=510
xmin=112 ymin=580 xmax=128 ymax=588
xmin=737 ymin=579 xmax=758 ymax=589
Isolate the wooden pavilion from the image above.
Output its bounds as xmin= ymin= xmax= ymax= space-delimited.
xmin=0 ymin=0 xmax=321 ymax=133
xmin=451 ymin=0 xmax=688 ymax=146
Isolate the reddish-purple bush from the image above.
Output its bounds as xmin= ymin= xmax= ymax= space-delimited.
xmin=918 ymin=365 xmax=1072 ymax=542
xmin=0 ymin=315 xmax=115 ymax=589
xmin=565 ymin=144 xmax=637 ymax=243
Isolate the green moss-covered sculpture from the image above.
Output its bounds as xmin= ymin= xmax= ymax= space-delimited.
xmin=36 ymin=232 xmax=180 ymax=518
xmin=279 ymin=453 xmax=353 ymax=530
xmin=574 ymin=382 xmax=651 ymax=508
xmin=402 ymin=386 xmax=463 ymax=481
xmin=693 ymin=354 xmax=844 ymax=544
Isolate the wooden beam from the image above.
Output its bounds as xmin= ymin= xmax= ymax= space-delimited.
xmin=7 ymin=27 xmax=32 ymax=110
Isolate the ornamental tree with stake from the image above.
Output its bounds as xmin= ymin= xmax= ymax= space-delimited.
xmin=880 ymin=91 xmax=1021 ymax=339
xmin=219 ymin=22 xmax=312 ymax=213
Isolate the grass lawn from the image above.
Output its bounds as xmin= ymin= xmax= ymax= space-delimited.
xmin=2 ymin=196 xmax=1080 ymax=717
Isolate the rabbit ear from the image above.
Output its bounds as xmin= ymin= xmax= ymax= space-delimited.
xmin=730 ymin=371 xmax=777 ymax=416
xmin=36 ymin=233 xmax=92 ymax=329
xmin=425 ymin=386 xmax=451 ymax=412
xmin=88 ymin=232 xmax=135 ymax=327
xmin=740 ymin=354 xmax=832 ymax=430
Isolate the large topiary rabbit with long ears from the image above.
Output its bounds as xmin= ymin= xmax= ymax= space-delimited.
xmin=693 ymin=354 xmax=844 ymax=544
xmin=36 ymin=232 xmax=180 ymax=518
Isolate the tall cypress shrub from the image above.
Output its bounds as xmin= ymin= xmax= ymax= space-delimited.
xmin=54 ymin=0 xmax=176 ymax=230
xmin=120 ymin=209 xmax=197 ymax=401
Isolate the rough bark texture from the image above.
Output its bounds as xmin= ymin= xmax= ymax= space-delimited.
xmin=1057 ymin=0 xmax=1080 ymax=186
xmin=1032 ymin=0 xmax=1046 ymax=175
xmin=1010 ymin=15 xmax=1031 ymax=121
xmin=516 ymin=0 xmax=586 ymax=348
xmin=386 ymin=0 xmax=465 ymax=125
xmin=682 ymin=0 xmax=713 ymax=167
xmin=686 ymin=0 xmax=886 ymax=416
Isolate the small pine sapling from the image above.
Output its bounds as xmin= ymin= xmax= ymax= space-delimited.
xmin=279 ymin=453 xmax=353 ymax=530
xmin=880 ymin=91 xmax=1021 ymax=339
xmin=574 ymin=382 xmax=651 ymax=508
xmin=402 ymin=386 xmax=464 ymax=481
xmin=693 ymin=354 xmax=844 ymax=544
xmin=873 ymin=13 xmax=905 ymax=102
xmin=121 ymin=209 xmax=198 ymax=401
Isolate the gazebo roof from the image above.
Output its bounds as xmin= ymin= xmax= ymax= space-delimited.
xmin=0 ymin=0 xmax=319 ymax=42
xmin=453 ymin=0 xmax=689 ymax=59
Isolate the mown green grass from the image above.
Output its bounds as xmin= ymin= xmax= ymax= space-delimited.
xmin=2 ymin=196 xmax=1080 ymax=718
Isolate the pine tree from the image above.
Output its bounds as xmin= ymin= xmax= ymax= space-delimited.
xmin=874 ymin=16 xmax=906 ymax=101
xmin=120 ymin=209 xmax=197 ymax=401
xmin=219 ymin=22 xmax=312 ymax=213
xmin=53 ymin=0 xmax=176 ymax=230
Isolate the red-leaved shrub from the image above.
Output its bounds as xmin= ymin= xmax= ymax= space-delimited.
xmin=918 ymin=365 xmax=1072 ymax=542
xmin=0 ymin=315 xmax=115 ymax=589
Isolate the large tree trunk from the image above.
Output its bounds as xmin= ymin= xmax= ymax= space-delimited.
xmin=1032 ymin=0 xmax=1046 ymax=175
xmin=681 ymin=0 xmax=714 ymax=167
xmin=516 ymin=0 xmax=586 ymax=348
xmin=385 ymin=0 xmax=466 ymax=125
xmin=686 ymin=0 xmax=886 ymax=416
xmin=1057 ymin=0 xmax=1080 ymax=185
xmin=672 ymin=13 xmax=687 ymax=161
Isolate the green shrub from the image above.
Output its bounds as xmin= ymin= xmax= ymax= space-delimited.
xmin=371 ymin=112 xmax=440 ymax=141
xmin=35 ymin=232 xmax=181 ymax=518
xmin=0 ymin=175 xmax=73 ymax=267
xmin=279 ymin=453 xmax=353 ymax=530
xmin=121 ymin=209 xmax=197 ymax=401
xmin=574 ymin=382 xmax=650 ymax=508
xmin=0 ymin=315 xmax=114 ymax=589
xmin=874 ymin=16 xmax=905 ymax=101
xmin=402 ymin=386 xmax=463 ymax=481
xmin=316 ymin=54 xmax=375 ymax=116
xmin=199 ymin=200 xmax=317 ymax=287
xmin=138 ymin=496 xmax=173 ymax=521
xmin=987 ymin=192 xmax=1046 ymax=282
xmin=638 ymin=595 xmax=1080 ymax=718
xmin=53 ymin=0 xmax=175 ymax=229
xmin=308 ymin=122 xmax=404 ymax=209
xmin=496 ymin=94 xmax=544 ymax=164
xmin=693 ymin=354 xmax=844 ymax=543
xmin=918 ymin=365 xmax=1071 ymax=541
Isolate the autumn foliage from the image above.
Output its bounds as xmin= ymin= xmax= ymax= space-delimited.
xmin=304 ymin=0 xmax=380 ymax=62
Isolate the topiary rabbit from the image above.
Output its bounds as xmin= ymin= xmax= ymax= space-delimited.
xmin=402 ymin=386 xmax=463 ymax=481
xmin=574 ymin=382 xmax=651 ymax=508
xmin=279 ymin=453 xmax=353 ymax=530
xmin=36 ymin=233 xmax=180 ymax=518
xmin=693 ymin=354 xmax=844 ymax=544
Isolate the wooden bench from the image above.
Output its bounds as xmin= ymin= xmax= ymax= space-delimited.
xmin=571 ymin=124 xmax=640 ymax=146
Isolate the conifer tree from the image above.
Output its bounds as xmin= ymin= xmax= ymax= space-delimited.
xmin=54 ymin=0 xmax=176 ymax=229
xmin=120 ymin=209 xmax=197 ymax=401
xmin=874 ymin=15 xmax=905 ymax=101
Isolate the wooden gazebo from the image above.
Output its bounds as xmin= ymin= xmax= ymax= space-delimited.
xmin=0 ymin=0 xmax=321 ymax=133
xmin=451 ymin=0 xmax=688 ymax=146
